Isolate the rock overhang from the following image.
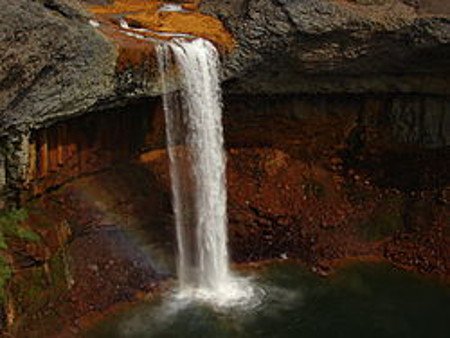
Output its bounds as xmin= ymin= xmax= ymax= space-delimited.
xmin=200 ymin=0 xmax=450 ymax=95
xmin=1 ymin=0 xmax=450 ymax=209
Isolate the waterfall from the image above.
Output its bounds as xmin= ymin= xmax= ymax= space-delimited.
xmin=157 ymin=38 xmax=247 ymax=304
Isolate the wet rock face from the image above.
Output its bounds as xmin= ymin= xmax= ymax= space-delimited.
xmin=3 ymin=92 xmax=449 ymax=336
xmin=23 ymin=99 xmax=160 ymax=198
xmin=200 ymin=0 xmax=450 ymax=94
xmin=222 ymin=94 xmax=450 ymax=273
xmin=134 ymin=93 xmax=449 ymax=274
xmin=10 ymin=164 xmax=173 ymax=337
xmin=388 ymin=97 xmax=450 ymax=147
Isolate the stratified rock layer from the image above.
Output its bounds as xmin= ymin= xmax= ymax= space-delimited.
xmin=201 ymin=0 xmax=450 ymax=94
xmin=2 ymin=0 xmax=450 ymax=134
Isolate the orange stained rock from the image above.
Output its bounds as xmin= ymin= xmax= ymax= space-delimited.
xmin=90 ymin=0 xmax=201 ymax=14
xmin=93 ymin=18 xmax=158 ymax=71
xmin=90 ymin=0 xmax=162 ymax=15
xmin=127 ymin=11 xmax=235 ymax=51
xmin=88 ymin=0 xmax=234 ymax=52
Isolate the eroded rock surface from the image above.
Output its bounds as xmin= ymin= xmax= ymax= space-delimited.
xmin=200 ymin=0 xmax=450 ymax=94
xmin=0 ymin=0 xmax=230 ymax=135
xmin=2 ymin=0 xmax=450 ymax=134
xmin=0 ymin=0 xmax=117 ymax=133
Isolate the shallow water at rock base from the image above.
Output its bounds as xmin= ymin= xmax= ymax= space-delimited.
xmin=85 ymin=262 xmax=450 ymax=338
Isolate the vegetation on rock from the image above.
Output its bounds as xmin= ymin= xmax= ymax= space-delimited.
xmin=0 ymin=209 xmax=40 ymax=304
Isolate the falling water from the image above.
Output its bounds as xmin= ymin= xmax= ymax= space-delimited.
xmin=157 ymin=38 xmax=252 ymax=305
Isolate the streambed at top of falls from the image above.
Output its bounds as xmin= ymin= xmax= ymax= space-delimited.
xmin=84 ymin=262 xmax=450 ymax=338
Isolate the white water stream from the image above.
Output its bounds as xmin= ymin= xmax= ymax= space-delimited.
xmin=157 ymin=38 xmax=253 ymax=306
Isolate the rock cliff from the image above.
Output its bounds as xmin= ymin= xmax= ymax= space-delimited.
xmin=0 ymin=2 xmax=449 ymax=335
xmin=2 ymin=0 xmax=450 ymax=133
xmin=200 ymin=0 xmax=450 ymax=94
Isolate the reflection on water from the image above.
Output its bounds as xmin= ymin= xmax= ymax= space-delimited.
xmin=85 ymin=263 xmax=450 ymax=338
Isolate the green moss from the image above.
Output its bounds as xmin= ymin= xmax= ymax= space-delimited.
xmin=303 ymin=179 xmax=326 ymax=199
xmin=49 ymin=250 xmax=67 ymax=287
xmin=15 ymin=227 xmax=41 ymax=242
xmin=10 ymin=266 xmax=47 ymax=315
xmin=11 ymin=249 xmax=68 ymax=316
xmin=0 ymin=208 xmax=41 ymax=308
xmin=0 ymin=232 xmax=7 ymax=251
xmin=359 ymin=196 xmax=404 ymax=241
xmin=0 ymin=208 xmax=41 ymax=245
xmin=0 ymin=256 xmax=12 ymax=303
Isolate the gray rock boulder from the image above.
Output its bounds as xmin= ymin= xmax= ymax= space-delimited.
xmin=0 ymin=0 xmax=119 ymax=134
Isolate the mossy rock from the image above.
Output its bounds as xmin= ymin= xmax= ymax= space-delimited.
xmin=303 ymin=179 xmax=326 ymax=199
xmin=0 ymin=256 xmax=11 ymax=304
xmin=359 ymin=196 xmax=404 ymax=241
xmin=10 ymin=249 xmax=68 ymax=316
xmin=0 ymin=208 xmax=41 ymax=313
xmin=0 ymin=209 xmax=40 ymax=248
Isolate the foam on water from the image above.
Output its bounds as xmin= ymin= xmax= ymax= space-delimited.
xmin=173 ymin=277 xmax=260 ymax=310
xmin=158 ymin=3 xmax=188 ymax=13
xmin=119 ymin=19 xmax=193 ymax=40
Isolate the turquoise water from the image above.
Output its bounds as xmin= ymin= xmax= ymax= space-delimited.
xmin=85 ymin=263 xmax=450 ymax=338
